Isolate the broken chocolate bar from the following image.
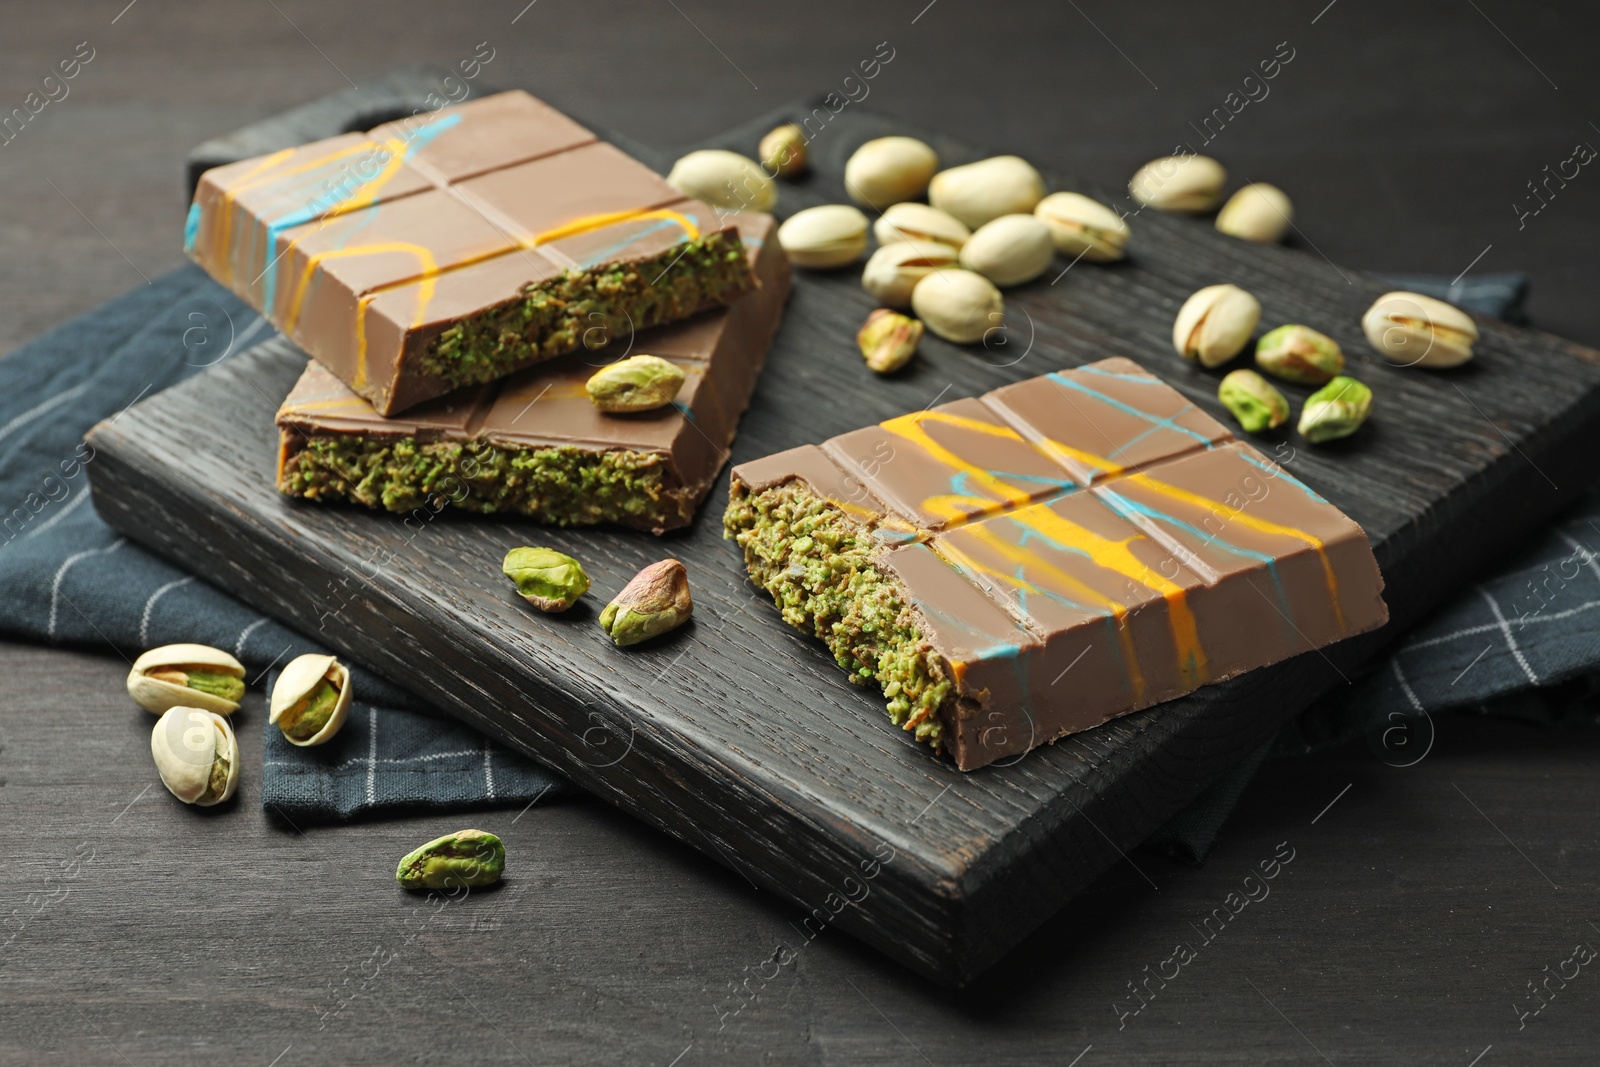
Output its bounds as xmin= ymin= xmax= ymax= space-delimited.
xmin=188 ymin=90 xmax=756 ymax=416
xmin=724 ymin=358 xmax=1388 ymax=770
xmin=276 ymin=209 xmax=788 ymax=535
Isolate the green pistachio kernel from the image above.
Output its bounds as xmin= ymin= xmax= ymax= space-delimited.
xmin=184 ymin=670 xmax=246 ymax=703
xmin=280 ymin=678 xmax=339 ymax=742
xmin=1218 ymin=369 xmax=1290 ymax=433
xmin=1255 ymin=324 xmax=1345 ymax=385
xmin=599 ymin=559 xmax=693 ymax=647
xmin=396 ymin=829 xmax=505 ymax=890
xmin=585 ymin=354 xmax=686 ymax=414
xmin=1298 ymin=375 xmax=1374 ymax=443
xmin=502 ymin=546 xmax=590 ymax=613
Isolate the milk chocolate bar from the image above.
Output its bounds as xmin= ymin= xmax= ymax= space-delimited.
xmin=188 ymin=90 xmax=756 ymax=416
xmin=276 ymin=210 xmax=788 ymax=534
xmin=725 ymin=358 xmax=1388 ymax=770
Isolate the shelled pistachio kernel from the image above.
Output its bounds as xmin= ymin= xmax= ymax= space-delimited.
xmin=585 ymin=354 xmax=685 ymax=413
xmin=777 ymin=203 xmax=870 ymax=269
xmin=843 ymin=136 xmax=939 ymax=207
xmin=127 ymin=643 xmax=246 ymax=716
xmin=269 ymin=653 xmax=351 ymax=747
xmin=396 ymin=829 xmax=505 ymax=890
xmin=912 ymin=269 xmax=1004 ymax=344
xmin=1255 ymin=324 xmax=1344 ymax=385
xmin=1034 ymin=191 xmax=1130 ymax=261
xmin=759 ymin=123 xmax=808 ymax=178
xmin=1218 ymin=369 xmax=1290 ymax=433
xmin=1298 ymin=375 xmax=1374 ymax=443
xmin=857 ymin=309 xmax=924 ymax=374
xmin=872 ymin=202 xmax=971 ymax=251
xmin=1172 ymin=283 xmax=1261 ymax=367
xmin=1361 ymin=290 xmax=1479 ymax=368
xmin=666 ymin=149 xmax=776 ymax=212
xmin=1129 ymin=154 xmax=1227 ymax=213
xmin=502 ymin=546 xmax=590 ymax=613
xmin=861 ymin=240 xmax=959 ymax=308
xmin=928 ymin=155 xmax=1046 ymax=229
xmin=150 ymin=705 xmax=239 ymax=807
xmin=600 ymin=559 xmax=693 ymax=647
xmin=1216 ymin=182 xmax=1294 ymax=243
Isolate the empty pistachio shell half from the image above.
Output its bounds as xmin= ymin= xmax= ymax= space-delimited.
xmin=1172 ymin=284 xmax=1261 ymax=367
xmin=127 ymin=643 xmax=246 ymax=716
xmin=1130 ymin=154 xmax=1227 ymax=213
xmin=1216 ymin=183 xmax=1294 ymax=244
xmin=777 ymin=204 xmax=870 ymax=269
xmin=928 ymin=155 xmax=1046 ymax=229
xmin=151 ymin=705 xmax=239 ymax=806
xmin=1361 ymin=290 xmax=1479 ymax=368
xmin=857 ymin=309 xmax=924 ymax=374
xmin=959 ymin=214 xmax=1055 ymax=287
xmin=269 ymin=654 xmax=351 ymax=747
xmin=397 ymin=829 xmax=505 ymax=890
xmin=585 ymin=354 xmax=685 ymax=413
xmin=1255 ymin=324 xmax=1344 ymax=385
xmin=872 ymin=202 xmax=971 ymax=251
xmin=861 ymin=240 xmax=960 ymax=308
xmin=666 ymin=149 xmax=777 ymax=212
xmin=1218 ymin=369 xmax=1290 ymax=433
xmin=1034 ymin=192 xmax=1130 ymax=262
xmin=843 ymin=136 xmax=939 ymax=208
xmin=911 ymin=269 xmax=1005 ymax=345
xmin=759 ymin=123 xmax=808 ymax=178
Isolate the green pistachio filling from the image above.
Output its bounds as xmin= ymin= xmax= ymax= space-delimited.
xmin=280 ymin=436 xmax=696 ymax=531
xmin=185 ymin=670 xmax=245 ymax=703
xmin=420 ymin=232 xmax=751 ymax=389
xmin=281 ymin=678 xmax=340 ymax=742
xmin=199 ymin=728 xmax=231 ymax=803
xmin=724 ymin=481 xmax=950 ymax=748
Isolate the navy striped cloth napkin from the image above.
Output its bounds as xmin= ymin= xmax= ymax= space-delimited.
xmin=1 ymin=264 xmax=1592 ymax=856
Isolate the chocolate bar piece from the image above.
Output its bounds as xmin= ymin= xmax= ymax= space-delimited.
xmin=276 ymin=210 xmax=788 ymax=535
xmin=724 ymin=358 xmax=1388 ymax=770
xmin=188 ymin=90 xmax=757 ymax=416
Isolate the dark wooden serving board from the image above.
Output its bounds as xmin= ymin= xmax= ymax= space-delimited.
xmin=88 ymin=82 xmax=1600 ymax=986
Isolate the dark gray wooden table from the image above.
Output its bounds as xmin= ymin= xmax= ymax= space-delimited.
xmin=3 ymin=2 xmax=1599 ymax=1063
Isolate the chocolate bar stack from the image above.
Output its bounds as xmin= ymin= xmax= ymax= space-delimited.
xmin=186 ymin=90 xmax=789 ymax=534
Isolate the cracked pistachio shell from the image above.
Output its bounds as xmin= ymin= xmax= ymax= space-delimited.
xmin=1218 ymin=369 xmax=1290 ymax=433
xmin=151 ymin=706 xmax=239 ymax=806
xmin=857 ymin=309 xmax=924 ymax=374
xmin=397 ymin=829 xmax=505 ymax=890
xmin=269 ymin=654 xmax=351 ymax=748
xmin=1298 ymin=375 xmax=1374 ymax=443
xmin=585 ymin=355 xmax=685 ymax=413
xmin=1216 ymin=183 xmax=1293 ymax=244
xmin=872 ymin=202 xmax=971 ymax=251
xmin=666 ymin=149 xmax=777 ymax=212
xmin=1361 ymin=291 xmax=1479 ymax=368
xmin=599 ymin=559 xmax=693 ymax=647
xmin=1255 ymin=324 xmax=1344 ymax=385
xmin=1172 ymin=283 xmax=1261 ymax=367
xmin=958 ymin=214 xmax=1055 ymax=288
xmin=759 ymin=123 xmax=808 ymax=178
xmin=928 ymin=155 xmax=1046 ymax=229
xmin=861 ymin=240 xmax=959 ymax=308
xmin=843 ymin=136 xmax=939 ymax=208
xmin=127 ymin=643 xmax=246 ymax=716
xmin=911 ymin=269 xmax=1004 ymax=345
xmin=777 ymin=204 xmax=870 ymax=269
xmin=1130 ymin=154 xmax=1227 ymax=213
xmin=502 ymin=546 xmax=590 ymax=613
xmin=1033 ymin=192 xmax=1130 ymax=261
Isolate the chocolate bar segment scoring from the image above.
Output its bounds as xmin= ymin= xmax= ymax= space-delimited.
xmin=725 ymin=357 xmax=1388 ymax=770
xmin=188 ymin=90 xmax=758 ymax=416
xmin=275 ymin=210 xmax=788 ymax=535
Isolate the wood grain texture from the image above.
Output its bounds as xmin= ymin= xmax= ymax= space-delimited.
xmin=85 ymin=98 xmax=1600 ymax=987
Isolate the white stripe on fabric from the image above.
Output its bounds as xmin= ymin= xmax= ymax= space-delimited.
xmin=47 ymin=538 xmax=125 ymax=640
xmin=22 ymin=489 xmax=91 ymax=541
xmin=1555 ymin=530 xmax=1600 ymax=586
xmin=1477 ymin=587 xmax=1539 ymax=685
xmin=484 ymin=739 xmax=496 ymax=800
xmin=232 ymin=615 xmax=270 ymax=659
xmin=137 ymin=575 xmax=195 ymax=646
xmin=263 ymin=750 xmax=486 ymax=771
xmin=1400 ymin=594 xmax=1600 ymax=653
xmin=0 ymin=380 xmax=91 ymax=446
xmin=1391 ymin=657 xmax=1426 ymax=713
xmin=366 ymin=707 xmax=378 ymax=805
xmin=231 ymin=315 xmax=270 ymax=354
